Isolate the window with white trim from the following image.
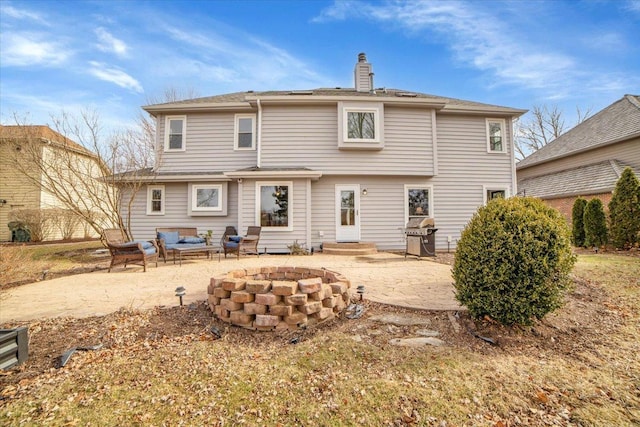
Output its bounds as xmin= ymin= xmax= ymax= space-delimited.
xmin=235 ymin=114 xmax=256 ymax=150
xmin=486 ymin=118 xmax=506 ymax=153
xmin=191 ymin=184 xmax=222 ymax=212
xmin=147 ymin=185 xmax=165 ymax=215
xmin=405 ymin=185 xmax=433 ymax=222
xmin=483 ymin=186 xmax=509 ymax=204
xmin=164 ymin=116 xmax=186 ymax=151
xmin=338 ymin=102 xmax=384 ymax=149
xmin=257 ymin=182 xmax=292 ymax=230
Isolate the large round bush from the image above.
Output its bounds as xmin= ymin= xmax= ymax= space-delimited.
xmin=452 ymin=197 xmax=576 ymax=326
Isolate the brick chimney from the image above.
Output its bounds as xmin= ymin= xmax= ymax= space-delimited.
xmin=354 ymin=52 xmax=373 ymax=93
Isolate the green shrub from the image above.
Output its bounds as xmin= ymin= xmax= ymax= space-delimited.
xmin=608 ymin=167 xmax=640 ymax=249
xmin=583 ymin=198 xmax=608 ymax=248
xmin=571 ymin=197 xmax=587 ymax=247
xmin=452 ymin=197 xmax=576 ymax=326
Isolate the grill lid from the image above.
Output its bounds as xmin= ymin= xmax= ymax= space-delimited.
xmin=406 ymin=217 xmax=435 ymax=229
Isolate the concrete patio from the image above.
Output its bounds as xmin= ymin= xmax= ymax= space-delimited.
xmin=0 ymin=252 xmax=462 ymax=323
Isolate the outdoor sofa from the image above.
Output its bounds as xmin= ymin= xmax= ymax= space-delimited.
xmin=156 ymin=227 xmax=208 ymax=263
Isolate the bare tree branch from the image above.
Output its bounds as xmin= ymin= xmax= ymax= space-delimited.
xmin=514 ymin=104 xmax=592 ymax=161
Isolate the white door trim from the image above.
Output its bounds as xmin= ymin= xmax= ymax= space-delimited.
xmin=335 ymin=184 xmax=360 ymax=242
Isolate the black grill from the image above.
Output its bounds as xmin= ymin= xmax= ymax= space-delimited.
xmin=404 ymin=218 xmax=437 ymax=258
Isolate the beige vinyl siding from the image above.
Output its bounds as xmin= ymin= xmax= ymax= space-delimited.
xmin=124 ymin=181 xmax=239 ymax=241
xmin=156 ymin=113 xmax=257 ymax=173
xmin=517 ymin=138 xmax=640 ymax=180
xmin=310 ymin=176 xmax=431 ymax=251
xmin=432 ymin=114 xmax=515 ymax=250
xmin=0 ymin=142 xmax=41 ymax=241
xmin=238 ymin=178 xmax=308 ymax=253
xmin=260 ymin=105 xmax=434 ymax=175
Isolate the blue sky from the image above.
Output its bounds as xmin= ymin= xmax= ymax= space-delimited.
xmin=1 ymin=0 xmax=639 ymax=132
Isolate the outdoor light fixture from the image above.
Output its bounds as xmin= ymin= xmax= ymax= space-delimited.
xmin=357 ymin=285 xmax=365 ymax=301
xmin=0 ymin=199 xmax=6 ymax=205
xmin=175 ymin=286 xmax=186 ymax=306
xmin=362 ymin=188 xmax=368 ymax=195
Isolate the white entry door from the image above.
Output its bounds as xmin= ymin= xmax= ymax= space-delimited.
xmin=335 ymin=184 xmax=360 ymax=242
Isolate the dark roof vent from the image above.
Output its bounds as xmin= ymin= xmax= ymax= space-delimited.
xmin=358 ymin=52 xmax=367 ymax=63
xmin=247 ymin=90 xmax=254 ymax=93
xmin=288 ymin=90 xmax=313 ymax=95
xmin=396 ymin=92 xmax=417 ymax=98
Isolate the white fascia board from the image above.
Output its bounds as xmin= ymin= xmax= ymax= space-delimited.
xmin=142 ymin=102 xmax=254 ymax=115
xmin=440 ymin=104 xmax=528 ymax=117
xmin=245 ymin=95 xmax=447 ymax=109
xmin=225 ymin=170 xmax=323 ymax=180
xmin=116 ymin=174 xmax=231 ymax=183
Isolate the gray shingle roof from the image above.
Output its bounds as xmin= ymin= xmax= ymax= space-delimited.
xmin=517 ymin=160 xmax=640 ymax=199
xmin=517 ymin=95 xmax=640 ymax=169
xmin=143 ymin=88 xmax=522 ymax=112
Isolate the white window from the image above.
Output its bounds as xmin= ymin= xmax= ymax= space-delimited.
xmin=405 ymin=185 xmax=433 ymax=222
xmin=164 ymin=116 xmax=186 ymax=151
xmin=486 ymin=119 xmax=506 ymax=153
xmin=338 ymin=102 xmax=384 ymax=149
xmin=235 ymin=114 xmax=256 ymax=150
xmin=191 ymin=184 xmax=222 ymax=212
xmin=483 ymin=186 xmax=509 ymax=204
xmin=256 ymin=181 xmax=292 ymax=231
xmin=147 ymin=185 xmax=165 ymax=215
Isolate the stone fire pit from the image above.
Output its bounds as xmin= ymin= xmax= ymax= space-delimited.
xmin=207 ymin=267 xmax=352 ymax=331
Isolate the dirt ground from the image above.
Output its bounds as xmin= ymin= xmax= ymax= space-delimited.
xmin=0 ymin=267 xmax=623 ymax=388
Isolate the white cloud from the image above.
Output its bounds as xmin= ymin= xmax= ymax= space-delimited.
xmin=316 ymin=1 xmax=577 ymax=92
xmin=0 ymin=3 xmax=48 ymax=24
xmin=158 ymin=24 xmax=326 ymax=89
xmin=88 ymin=61 xmax=143 ymax=93
xmin=0 ymin=32 xmax=69 ymax=66
xmin=95 ymin=27 xmax=128 ymax=57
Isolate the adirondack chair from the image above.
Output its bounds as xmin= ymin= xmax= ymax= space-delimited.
xmin=221 ymin=226 xmax=261 ymax=259
xmin=102 ymin=228 xmax=159 ymax=272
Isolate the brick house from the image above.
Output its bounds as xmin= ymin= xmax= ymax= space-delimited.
xmin=517 ymin=95 xmax=640 ymax=221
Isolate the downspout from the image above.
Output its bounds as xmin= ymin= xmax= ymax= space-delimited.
xmin=257 ymin=99 xmax=262 ymax=168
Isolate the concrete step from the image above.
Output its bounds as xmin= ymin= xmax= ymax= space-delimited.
xmin=322 ymin=242 xmax=377 ymax=255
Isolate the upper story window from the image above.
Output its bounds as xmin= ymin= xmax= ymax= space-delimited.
xmin=165 ymin=116 xmax=186 ymax=151
xmin=147 ymin=185 xmax=165 ymax=215
xmin=338 ymin=102 xmax=384 ymax=149
xmin=347 ymin=111 xmax=376 ymax=139
xmin=486 ymin=118 xmax=506 ymax=153
xmin=235 ymin=114 xmax=256 ymax=150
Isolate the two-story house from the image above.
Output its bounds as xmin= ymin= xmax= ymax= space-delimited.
xmin=125 ymin=53 xmax=525 ymax=252
xmin=0 ymin=125 xmax=110 ymax=241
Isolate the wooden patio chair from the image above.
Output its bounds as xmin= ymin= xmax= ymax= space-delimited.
xmin=220 ymin=226 xmax=239 ymax=259
xmin=102 ymin=228 xmax=159 ymax=272
xmin=221 ymin=226 xmax=261 ymax=259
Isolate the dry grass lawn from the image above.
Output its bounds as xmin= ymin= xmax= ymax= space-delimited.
xmin=0 ymin=251 xmax=638 ymax=426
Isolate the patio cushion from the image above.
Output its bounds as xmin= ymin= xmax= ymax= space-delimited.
xmin=179 ymin=236 xmax=205 ymax=244
xmin=158 ymin=231 xmax=180 ymax=244
xmin=143 ymin=247 xmax=157 ymax=255
xmin=225 ymin=241 xmax=239 ymax=248
xmin=229 ymin=235 xmax=242 ymax=243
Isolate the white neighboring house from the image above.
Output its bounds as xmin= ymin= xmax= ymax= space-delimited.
xmin=0 ymin=125 xmax=110 ymax=241
xmin=124 ymin=53 xmax=526 ymax=252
